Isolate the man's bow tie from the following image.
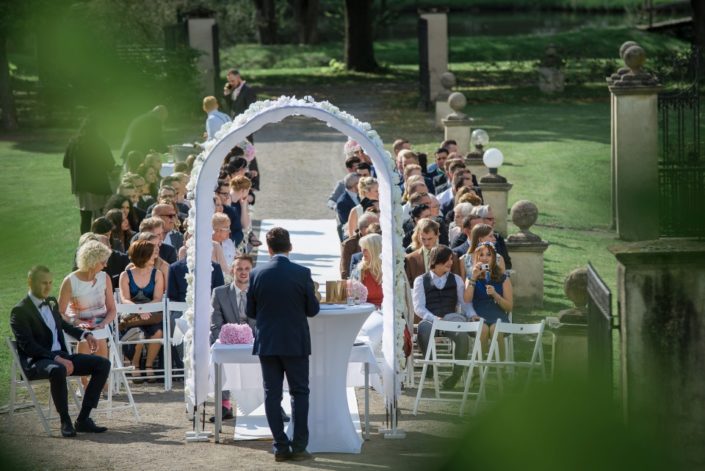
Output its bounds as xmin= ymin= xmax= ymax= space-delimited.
xmin=39 ymin=300 xmax=50 ymax=308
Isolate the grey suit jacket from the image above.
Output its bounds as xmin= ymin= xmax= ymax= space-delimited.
xmin=210 ymin=283 xmax=255 ymax=344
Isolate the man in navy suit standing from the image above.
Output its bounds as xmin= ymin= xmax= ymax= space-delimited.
xmin=247 ymin=227 xmax=319 ymax=462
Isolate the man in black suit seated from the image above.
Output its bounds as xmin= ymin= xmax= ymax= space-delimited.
xmin=247 ymin=227 xmax=319 ymax=462
xmin=138 ymin=217 xmax=177 ymax=264
xmin=10 ymin=266 xmax=111 ymax=437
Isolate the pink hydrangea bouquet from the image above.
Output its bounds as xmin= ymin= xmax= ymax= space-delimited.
xmin=219 ymin=323 xmax=254 ymax=344
xmin=237 ymin=140 xmax=257 ymax=162
xmin=348 ymin=279 xmax=368 ymax=303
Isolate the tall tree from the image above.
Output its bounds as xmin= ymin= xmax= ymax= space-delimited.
xmin=692 ymin=0 xmax=705 ymax=56
xmin=289 ymin=0 xmax=319 ymax=45
xmin=253 ymin=0 xmax=278 ymax=45
xmin=0 ymin=1 xmax=21 ymax=130
xmin=344 ymin=0 xmax=378 ymax=72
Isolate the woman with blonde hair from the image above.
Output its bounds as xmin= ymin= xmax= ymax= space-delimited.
xmin=346 ymin=176 xmax=379 ymax=238
xmin=58 ymin=240 xmax=116 ymax=385
xmin=354 ymin=233 xmax=384 ymax=353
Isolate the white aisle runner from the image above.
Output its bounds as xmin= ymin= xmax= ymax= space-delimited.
xmin=252 ymin=219 xmax=342 ymax=283
xmin=232 ymin=218 xmax=363 ymax=441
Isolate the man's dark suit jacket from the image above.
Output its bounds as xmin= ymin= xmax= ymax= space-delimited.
xmin=226 ymin=84 xmax=257 ymax=118
xmin=159 ymin=243 xmax=178 ymax=265
xmin=246 ymin=255 xmax=319 ymax=356
xmin=335 ymin=191 xmax=357 ymax=226
xmin=167 ymin=258 xmax=225 ymax=302
xmin=340 ymin=232 xmax=361 ymax=279
xmin=10 ymin=296 xmax=86 ymax=372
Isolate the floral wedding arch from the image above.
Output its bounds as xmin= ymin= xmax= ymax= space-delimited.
xmin=182 ymin=96 xmax=406 ymax=433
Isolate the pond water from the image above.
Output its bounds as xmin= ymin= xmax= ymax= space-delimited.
xmin=380 ymin=10 xmax=640 ymax=39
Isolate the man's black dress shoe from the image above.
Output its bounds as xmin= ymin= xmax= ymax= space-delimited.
xmin=74 ymin=417 xmax=108 ymax=433
xmin=274 ymin=450 xmax=292 ymax=462
xmin=441 ymin=374 xmax=461 ymax=391
xmin=61 ymin=420 xmax=76 ymax=438
xmin=290 ymin=450 xmax=313 ymax=461
xmin=208 ymin=407 xmax=234 ymax=423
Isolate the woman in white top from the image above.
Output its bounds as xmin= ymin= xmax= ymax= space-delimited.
xmin=58 ymin=240 xmax=116 ymax=385
xmin=212 ymin=212 xmax=234 ymax=283
xmin=346 ymin=177 xmax=379 ymax=238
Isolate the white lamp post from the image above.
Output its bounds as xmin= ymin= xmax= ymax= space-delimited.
xmin=481 ymin=147 xmax=506 ymax=183
xmin=479 ymin=147 xmax=512 ymax=236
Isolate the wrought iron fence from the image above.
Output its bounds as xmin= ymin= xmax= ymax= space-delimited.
xmin=657 ymin=47 xmax=705 ymax=238
xmin=586 ymin=263 xmax=613 ymax=393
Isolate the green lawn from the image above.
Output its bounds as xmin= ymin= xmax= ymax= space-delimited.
xmin=225 ymin=26 xmax=687 ymax=71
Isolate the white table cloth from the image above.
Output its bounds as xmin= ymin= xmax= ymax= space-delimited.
xmin=210 ymin=303 xmax=374 ymax=452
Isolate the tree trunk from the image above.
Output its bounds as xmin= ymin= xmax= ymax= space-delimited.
xmin=692 ymin=0 xmax=705 ymax=55
xmin=0 ymin=33 xmax=18 ymax=130
xmin=253 ymin=0 xmax=277 ymax=45
xmin=344 ymin=0 xmax=378 ymax=72
xmin=291 ymin=0 xmax=319 ymax=45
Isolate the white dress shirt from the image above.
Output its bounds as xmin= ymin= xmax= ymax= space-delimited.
xmin=233 ymin=284 xmax=249 ymax=322
xmin=28 ymin=292 xmax=62 ymax=351
xmin=436 ymin=187 xmax=454 ymax=207
xmin=412 ymin=272 xmax=466 ymax=323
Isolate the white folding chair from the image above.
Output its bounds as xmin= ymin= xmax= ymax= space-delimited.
xmin=413 ymin=318 xmax=484 ymax=416
xmin=476 ymin=319 xmax=546 ymax=411
xmin=62 ymin=332 xmax=140 ymax=421
xmin=113 ymin=300 xmax=171 ymax=391
xmin=5 ymin=337 xmax=82 ymax=436
xmin=166 ymin=300 xmax=188 ymax=385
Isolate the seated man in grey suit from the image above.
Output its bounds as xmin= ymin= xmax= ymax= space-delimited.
xmin=210 ymin=254 xmax=255 ymax=421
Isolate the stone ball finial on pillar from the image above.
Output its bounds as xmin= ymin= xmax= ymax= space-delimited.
xmin=440 ymin=72 xmax=456 ymax=92
xmin=564 ymin=268 xmax=589 ymax=308
xmin=608 ymin=41 xmax=640 ymax=84
xmin=508 ymin=200 xmax=541 ymax=242
xmin=608 ymin=42 xmax=660 ymax=89
xmin=505 ymin=200 xmax=549 ymax=308
xmin=447 ymin=92 xmax=467 ymax=120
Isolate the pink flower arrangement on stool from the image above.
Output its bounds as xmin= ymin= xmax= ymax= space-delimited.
xmin=219 ymin=323 xmax=254 ymax=344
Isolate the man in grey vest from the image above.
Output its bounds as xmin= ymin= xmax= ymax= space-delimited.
xmin=412 ymin=245 xmax=470 ymax=390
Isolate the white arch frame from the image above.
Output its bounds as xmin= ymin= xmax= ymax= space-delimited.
xmin=182 ymin=97 xmax=406 ymax=434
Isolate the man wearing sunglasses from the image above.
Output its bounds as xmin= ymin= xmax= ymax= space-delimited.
xmin=152 ymin=204 xmax=184 ymax=253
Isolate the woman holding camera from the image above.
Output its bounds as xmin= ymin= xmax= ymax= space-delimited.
xmin=464 ymin=241 xmax=513 ymax=354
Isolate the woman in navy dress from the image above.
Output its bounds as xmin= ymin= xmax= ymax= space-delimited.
xmin=464 ymin=241 xmax=513 ymax=355
xmin=119 ymin=240 xmax=165 ymax=381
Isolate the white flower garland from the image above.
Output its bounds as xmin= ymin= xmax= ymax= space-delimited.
xmin=182 ymin=96 xmax=406 ymax=400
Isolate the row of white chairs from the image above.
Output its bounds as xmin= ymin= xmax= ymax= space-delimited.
xmin=412 ymin=318 xmax=546 ymax=416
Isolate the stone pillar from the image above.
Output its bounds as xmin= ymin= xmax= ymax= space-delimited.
xmin=187 ymin=16 xmax=218 ymax=95
xmin=419 ymin=11 xmax=448 ymax=104
xmin=609 ymin=240 xmax=705 ymax=469
xmin=554 ymin=268 xmax=588 ymax=380
xmin=607 ymin=43 xmax=662 ymax=241
xmin=435 ymin=72 xmax=455 ymax=129
xmin=442 ymin=92 xmax=472 ymax=155
xmin=505 ymin=200 xmax=549 ymax=308
xmin=479 ymin=170 xmax=513 ymax=237
xmin=608 ymin=41 xmax=638 ymax=231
